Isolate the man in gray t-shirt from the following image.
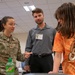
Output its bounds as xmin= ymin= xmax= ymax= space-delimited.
xmin=25 ymin=8 xmax=56 ymax=73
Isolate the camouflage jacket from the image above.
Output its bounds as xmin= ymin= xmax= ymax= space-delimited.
xmin=0 ymin=32 xmax=25 ymax=75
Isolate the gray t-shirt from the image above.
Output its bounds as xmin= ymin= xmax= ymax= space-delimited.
xmin=25 ymin=24 xmax=56 ymax=65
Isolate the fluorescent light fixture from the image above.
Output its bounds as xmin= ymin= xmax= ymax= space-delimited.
xmin=23 ymin=6 xmax=30 ymax=11
xmin=23 ymin=5 xmax=36 ymax=11
xmin=29 ymin=5 xmax=36 ymax=10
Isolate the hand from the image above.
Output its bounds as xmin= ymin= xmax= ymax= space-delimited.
xmin=24 ymin=65 xmax=31 ymax=72
xmin=24 ymin=51 xmax=32 ymax=58
xmin=48 ymin=71 xmax=58 ymax=74
xmin=48 ymin=71 xmax=54 ymax=74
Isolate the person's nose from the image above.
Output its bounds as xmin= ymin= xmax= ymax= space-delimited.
xmin=12 ymin=25 xmax=15 ymax=28
xmin=37 ymin=16 xmax=40 ymax=19
xmin=57 ymin=19 xmax=61 ymax=23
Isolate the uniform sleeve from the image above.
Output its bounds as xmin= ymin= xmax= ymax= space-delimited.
xmin=17 ymin=39 xmax=25 ymax=61
xmin=53 ymin=32 xmax=64 ymax=53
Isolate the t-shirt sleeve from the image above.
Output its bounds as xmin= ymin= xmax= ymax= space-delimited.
xmin=53 ymin=32 xmax=64 ymax=53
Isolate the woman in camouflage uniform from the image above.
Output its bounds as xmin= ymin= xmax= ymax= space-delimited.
xmin=0 ymin=16 xmax=32 ymax=75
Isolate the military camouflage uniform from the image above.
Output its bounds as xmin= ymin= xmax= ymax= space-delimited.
xmin=0 ymin=32 xmax=25 ymax=75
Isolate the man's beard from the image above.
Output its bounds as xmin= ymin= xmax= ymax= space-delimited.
xmin=36 ymin=20 xmax=43 ymax=25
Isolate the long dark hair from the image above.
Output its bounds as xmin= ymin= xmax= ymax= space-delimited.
xmin=0 ymin=16 xmax=14 ymax=32
xmin=55 ymin=2 xmax=75 ymax=38
xmin=0 ymin=20 xmax=3 ymax=31
xmin=55 ymin=22 xmax=62 ymax=31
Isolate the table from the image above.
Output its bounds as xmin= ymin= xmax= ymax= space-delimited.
xmin=19 ymin=73 xmax=68 ymax=75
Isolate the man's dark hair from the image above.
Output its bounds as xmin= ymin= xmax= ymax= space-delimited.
xmin=32 ymin=8 xmax=44 ymax=16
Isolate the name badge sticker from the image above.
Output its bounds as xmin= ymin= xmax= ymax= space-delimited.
xmin=35 ymin=34 xmax=43 ymax=40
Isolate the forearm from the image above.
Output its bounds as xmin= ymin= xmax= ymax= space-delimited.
xmin=53 ymin=52 xmax=62 ymax=73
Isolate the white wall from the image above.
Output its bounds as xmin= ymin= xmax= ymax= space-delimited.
xmin=13 ymin=32 xmax=28 ymax=67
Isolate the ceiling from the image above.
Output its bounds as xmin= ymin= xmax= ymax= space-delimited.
xmin=0 ymin=0 xmax=75 ymax=33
